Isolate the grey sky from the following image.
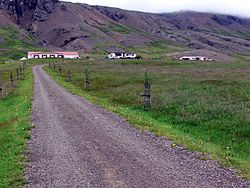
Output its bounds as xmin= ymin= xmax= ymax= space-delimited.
xmin=65 ymin=0 xmax=250 ymax=18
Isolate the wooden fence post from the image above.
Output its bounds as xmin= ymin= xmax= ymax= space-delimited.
xmin=16 ymin=68 xmax=20 ymax=80
xmin=59 ymin=66 xmax=62 ymax=76
xmin=23 ymin=62 xmax=26 ymax=70
xmin=10 ymin=72 xmax=14 ymax=86
xmin=19 ymin=65 xmax=22 ymax=75
xmin=67 ymin=70 xmax=71 ymax=82
xmin=19 ymin=65 xmax=23 ymax=79
xmin=141 ymin=72 xmax=151 ymax=110
xmin=0 ymin=84 xmax=3 ymax=97
xmin=49 ymin=63 xmax=51 ymax=68
xmin=53 ymin=64 xmax=56 ymax=70
xmin=85 ymin=69 xmax=90 ymax=89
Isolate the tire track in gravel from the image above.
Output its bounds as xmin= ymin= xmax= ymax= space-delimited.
xmin=25 ymin=65 xmax=250 ymax=187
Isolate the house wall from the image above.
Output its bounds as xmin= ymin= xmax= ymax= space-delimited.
xmin=28 ymin=53 xmax=79 ymax=59
xmin=64 ymin=55 xmax=79 ymax=59
xmin=28 ymin=54 xmax=34 ymax=59
xmin=180 ymin=56 xmax=211 ymax=61
xmin=124 ymin=53 xmax=137 ymax=58
xmin=108 ymin=53 xmax=137 ymax=59
xmin=108 ymin=53 xmax=123 ymax=59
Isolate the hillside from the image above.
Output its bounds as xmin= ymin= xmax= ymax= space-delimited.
xmin=0 ymin=26 xmax=39 ymax=61
xmin=0 ymin=3 xmax=39 ymax=61
xmin=0 ymin=0 xmax=250 ymax=56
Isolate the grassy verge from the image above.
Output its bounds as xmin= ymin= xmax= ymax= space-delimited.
xmin=0 ymin=67 xmax=33 ymax=187
xmin=45 ymin=60 xmax=250 ymax=179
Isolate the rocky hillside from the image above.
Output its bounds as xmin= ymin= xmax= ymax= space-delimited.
xmin=1 ymin=0 xmax=250 ymax=55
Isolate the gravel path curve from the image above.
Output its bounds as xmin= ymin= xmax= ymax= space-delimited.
xmin=25 ymin=65 xmax=249 ymax=188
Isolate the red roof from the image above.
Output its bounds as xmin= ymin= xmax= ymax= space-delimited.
xmin=28 ymin=51 xmax=79 ymax=56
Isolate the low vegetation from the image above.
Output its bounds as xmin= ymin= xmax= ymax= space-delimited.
xmin=0 ymin=26 xmax=38 ymax=62
xmin=0 ymin=64 xmax=33 ymax=187
xmin=46 ymin=59 xmax=250 ymax=179
xmin=128 ymin=40 xmax=187 ymax=59
xmin=108 ymin=23 xmax=133 ymax=34
xmin=97 ymin=23 xmax=133 ymax=35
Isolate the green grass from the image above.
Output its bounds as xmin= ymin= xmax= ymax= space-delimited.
xmin=234 ymin=53 xmax=250 ymax=63
xmin=108 ymin=23 xmax=133 ymax=34
xmin=135 ymin=40 xmax=186 ymax=59
xmin=97 ymin=23 xmax=133 ymax=35
xmin=46 ymin=59 xmax=250 ymax=179
xmin=0 ymin=26 xmax=39 ymax=61
xmin=0 ymin=62 xmax=30 ymax=96
xmin=0 ymin=66 xmax=33 ymax=187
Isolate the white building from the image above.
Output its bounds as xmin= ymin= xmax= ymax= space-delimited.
xmin=20 ymin=57 xmax=27 ymax=61
xmin=180 ymin=56 xmax=213 ymax=61
xmin=108 ymin=52 xmax=137 ymax=59
xmin=28 ymin=51 xmax=80 ymax=59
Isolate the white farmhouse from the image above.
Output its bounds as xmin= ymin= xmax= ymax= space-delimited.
xmin=180 ymin=56 xmax=213 ymax=61
xmin=28 ymin=51 xmax=80 ymax=59
xmin=108 ymin=52 xmax=137 ymax=59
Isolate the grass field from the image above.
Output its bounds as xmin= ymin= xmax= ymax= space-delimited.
xmin=0 ymin=64 xmax=33 ymax=187
xmin=0 ymin=62 xmax=26 ymax=97
xmin=46 ymin=59 xmax=250 ymax=179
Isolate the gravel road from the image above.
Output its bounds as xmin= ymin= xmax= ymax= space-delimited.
xmin=26 ymin=65 xmax=249 ymax=188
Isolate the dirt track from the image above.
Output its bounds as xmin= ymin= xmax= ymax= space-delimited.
xmin=25 ymin=65 xmax=250 ymax=187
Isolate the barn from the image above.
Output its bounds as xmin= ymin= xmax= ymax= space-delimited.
xmin=28 ymin=51 xmax=80 ymax=59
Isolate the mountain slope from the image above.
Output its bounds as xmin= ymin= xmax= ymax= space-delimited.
xmin=0 ymin=8 xmax=39 ymax=61
xmin=1 ymin=0 xmax=250 ymax=55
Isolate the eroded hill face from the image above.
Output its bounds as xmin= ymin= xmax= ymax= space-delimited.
xmin=1 ymin=0 xmax=250 ymax=55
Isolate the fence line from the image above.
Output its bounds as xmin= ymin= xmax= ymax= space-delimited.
xmin=49 ymin=64 xmax=152 ymax=110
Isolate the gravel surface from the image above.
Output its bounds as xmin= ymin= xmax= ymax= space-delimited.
xmin=25 ymin=65 xmax=250 ymax=188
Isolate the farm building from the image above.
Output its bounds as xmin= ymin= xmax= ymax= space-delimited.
xmin=108 ymin=52 xmax=137 ymax=59
xmin=180 ymin=56 xmax=213 ymax=61
xmin=28 ymin=51 xmax=80 ymax=59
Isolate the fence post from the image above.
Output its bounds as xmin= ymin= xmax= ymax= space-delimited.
xmin=19 ymin=65 xmax=22 ymax=75
xmin=16 ymin=68 xmax=20 ymax=80
xmin=59 ymin=66 xmax=62 ymax=76
xmin=23 ymin=62 xmax=26 ymax=70
xmin=53 ymin=64 xmax=56 ymax=70
xmin=141 ymin=72 xmax=151 ymax=110
xmin=49 ymin=63 xmax=51 ymax=68
xmin=10 ymin=72 xmax=14 ymax=86
xmin=19 ymin=65 xmax=23 ymax=79
xmin=0 ymin=83 xmax=3 ymax=97
xmin=85 ymin=69 xmax=90 ymax=89
xmin=67 ymin=70 xmax=71 ymax=82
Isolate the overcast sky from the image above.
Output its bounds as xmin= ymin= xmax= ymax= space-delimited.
xmin=65 ymin=0 xmax=250 ymax=18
